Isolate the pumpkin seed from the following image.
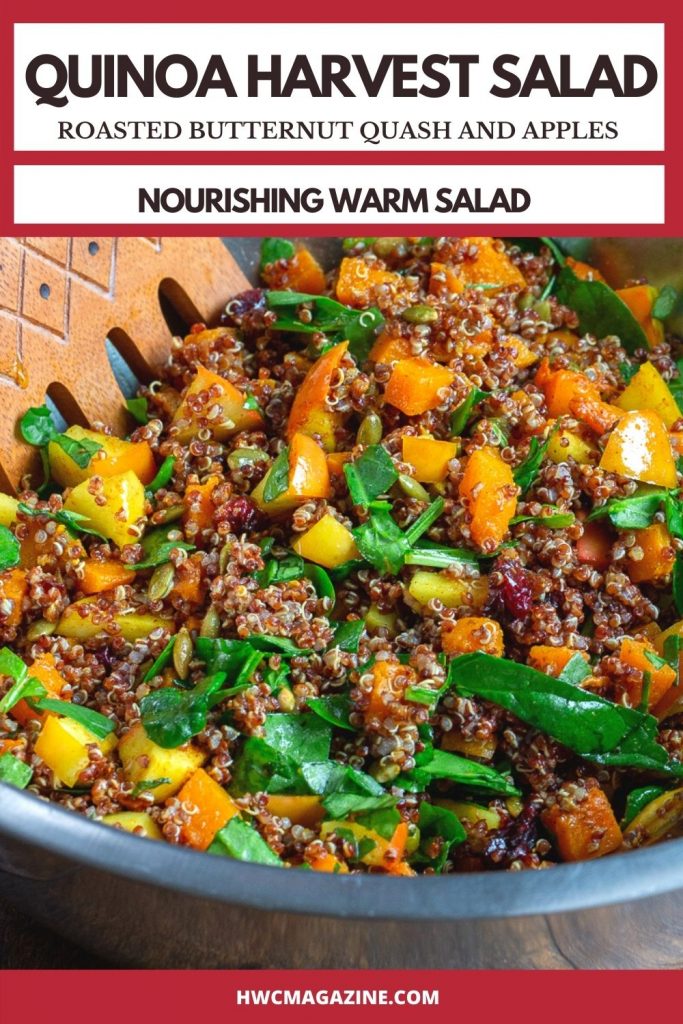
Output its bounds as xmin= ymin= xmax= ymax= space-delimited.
xmin=402 ymin=304 xmax=438 ymax=325
xmin=147 ymin=562 xmax=175 ymax=602
xmin=227 ymin=447 xmax=269 ymax=471
xmin=173 ymin=627 xmax=193 ymax=679
xmin=369 ymin=760 xmax=401 ymax=784
xmin=26 ymin=618 xmax=55 ymax=640
xmin=518 ymin=291 xmax=535 ymax=312
xmin=623 ymin=787 xmax=683 ymax=848
xmin=154 ymin=504 xmax=184 ymax=525
xmin=398 ymin=473 xmax=430 ymax=502
xmin=533 ymin=299 xmax=552 ymax=322
xmin=356 ymin=411 xmax=383 ymax=447
xmin=219 ymin=541 xmax=233 ymax=574
xmin=200 ymin=605 xmax=221 ymax=639
xmin=373 ymin=237 xmax=407 ymax=258
xmin=278 ymin=687 xmax=296 ymax=712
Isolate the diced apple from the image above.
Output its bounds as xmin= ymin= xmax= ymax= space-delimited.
xmin=101 ymin=812 xmax=163 ymax=840
xmin=64 ymin=470 xmax=146 ymax=548
xmin=35 ymin=714 xmax=117 ymax=787
xmin=292 ymin=512 xmax=359 ymax=568
xmin=172 ymin=365 xmax=263 ymax=442
xmin=407 ymin=571 xmax=488 ymax=609
xmin=49 ymin=426 xmax=157 ymax=488
xmin=55 ymin=597 xmax=172 ymax=642
xmin=118 ymin=722 xmax=205 ymax=802
xmin=0 ymin=493 xmax=18 ymax=528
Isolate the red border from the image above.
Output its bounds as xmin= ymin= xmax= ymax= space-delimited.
xmin=1 ymin=3 xmax=681 ymax=234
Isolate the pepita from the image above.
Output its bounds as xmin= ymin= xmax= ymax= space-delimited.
xmin=173 ymin=626 xmax=193 ymax=679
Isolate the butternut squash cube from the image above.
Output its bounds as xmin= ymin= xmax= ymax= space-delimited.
xmin=402 ymin=436 xmax=459 ymax=483
xmin=172 ymin=365 xmax=263 ymax=442
xmin=614 ymin=361 xmax=680 ymax=428
xmin=408 ymin=571 xmax=488 ymax=609
xmin=118 ymin=722 xmax=205 ymax=802
xmin=292 ymin=513 xmax=359 ymax=568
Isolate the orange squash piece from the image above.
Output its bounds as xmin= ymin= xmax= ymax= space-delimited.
xmin=402 ymin=435 xmax=459 ymax=483
xmin=252 ymin=433 xmax=331 ymax=513
xmin=618 ymin=637 xmax=676 ymax=710
xmin=326 ymin=451 xmax=352 ymax=476
xmin=616 ymin=285 xmax=664 ymax=348
xmin=365 ymin=659 xmax=416 ymax=723
xmin=627 ymin=522 xmax=675 ymax=584
xmin=566 ymin=257 xmax=606 ymax=283
xmin=442 ymin=617 xmax=504 ymax=658
xmin=266 ymin=795 xmax=325 ymax=828
xmin=11 ymin=653 xmax=70 ymax=726
xmin=569 ymin=396 xmax=624 ymax=436
xmin=457 ymin=238 xmax=526 ymax=289
xmin=183 ymin=475 xmax=220 ymax=538
xmin=177 ymin=767 xmax=240 ymax=851
xmin=528 ymin=646 xmax=589 ymax=677
xmin=173 ymin=365 xmax=264 ymax=442
xmin=286 ymin=341 xmax=349 ymax=451
xmin=384 ymin=358 xmax=454 ymax=416
xmin=369 ymin=331 xmax=412 ymax=365
xmin=0 ymin=569 xmax=28 ymax=627
xmin=459 ymin=447 xmax=518 ymax=552
xmin=170 ymin=553 xmax=205 ymax=607
xmin=262 ymin=245 xmax=325 ymax=294
xmin=599 ymin=409 xmax=677 ymax=487
xmin=429 ymin=262 xmax=465 ymax=298
xmin=81 ymin=559 xmax=136 ymax=595
xmin=309 ymin=850 xmax=349 ymax=873
xmin=542 ymin=786 xmax=621 ymax=861
xmin=336 ymin=256 xmax=414 ymax=308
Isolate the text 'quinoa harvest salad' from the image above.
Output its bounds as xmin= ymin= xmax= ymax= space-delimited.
xmin=1 ymin=236 xmax=683 ymax=875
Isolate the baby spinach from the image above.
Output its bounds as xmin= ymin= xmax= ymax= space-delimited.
xmin=125 ymin=396 xmax=149 ymax=425
xmin=353 ymin=497 xmax=445 ymax=576
xmin=142 ymin=636 xmax=176 ymax=683
xmin=19 ymin=404 xmax=102 ymax=469
xmin=0 ymin=526 xmax=20 ymax=573
xmin=260 ymin=237 xmax=296 ymax=269
xmin=307 ymin=695 xmax=354 ymax=731
xmin=18 ymin=502 xmax=107 ymax=541
xmin=322 ymin=792 xmax=396 ymax=819
xmin=0 ymin=754 xmax=32 ymax=789
xmin=621 ymin=784 xmax=666 ymax=828
xmin=514 ymin=427 xmax=558 ymax=494
xmin=344 ymin=445 xmax=397 ymax=506
xmin=209 ymin=815 xmax=283 ymax=867
xmin=449 ymin=653 xmax=683 ymax=776
xmin=450 ymin=387 xmax=489 ymax=436
xmin=146 ymin=456 xmax=175 ymax=495
xmin=559 ymin=653 xmax=592 ymax=685
xmin=413 ymin=801 xmax=466 ymax=872
xmin=0 ymin=648 xmax=46 ymax=713
xmin=652 ymin=285 xmax=678 ymax=320
xmin=265 ymin=290 xmax=384 ymax=364
xmin=255 ymin=551 xmax=304 ymax=588
xmin=140 ymin=672 xmax=227 ymax=748
xmin=129 ymin=525 xmax=195 ymax=570
xmin=303 ymin=564 xmax=335 ymax=606
xmin=262 ymin=447 xmax=290 ymax=504
xmin=511 ymin=509 xmax=575 ymax=529
xmin=327 ymin=619 xmax=365 ymax=652
xmin=34 ymin=698 xmax=116 ymax=740
xmin=402 ymin=748 xmax=520 ymax=797
xmin=194 ymin=637 xmax=265 ymax=692
xmin=245 ymin=635 xmax=312 ymax=655
xmin=588 ymin=487 xmax=683 ymax=541
xmin=554 ymin=265 xmax=649 ymax=354
xmin=131 ymin=777 xmax=171 ymax=797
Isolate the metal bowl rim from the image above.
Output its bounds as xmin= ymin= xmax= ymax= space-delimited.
xmin=1 ymin=785 xmax=682 ymax=921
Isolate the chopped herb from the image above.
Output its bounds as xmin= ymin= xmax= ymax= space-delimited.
xmin=0 ymin=754 xmax=32 ymax=789
xmin=559 ymin=654 xmax=592 ymax=685
xmin=245 ymin=635 xmax=312 ymax=655
xmin=404 ymin=543 xmax=479 ymax=570
xmin=209 ymin=815 xmax=283 ymax=866
xmin=262 ymin=448 xmax=290 ymax=504
xmin=34 ymin=698 xmax=116 ymax=740
xmin=142 ymin=636 xmax=176 ymax=683
xmin=0 ymin=648 xmax=46 ymax=713
xmin=54 ymin=433 xmax=103 ymax=470
xmin=450 ymin=387 xmax=489 ymax=436
xmin=511 ymin=509 xmax=575 ymax=529
xmin=618 ymin=361 xmax=638 ymax=384
xmin=0 ymin=526 xmax=20 ymax=573
xmin=131 ymin=777 xmax=171 ymax=797
xmin=126 ymin=396 xmax=149 ymax=425
xmin=652 ymin=285 xmax=678 ymax=320
xmin=128 ymin=525 xmax=195 ymax=570
xmin=621 ymin=785 xmax=666 ymax=828
xmin=344 ymin=445 xmax=398 ymax=506
xmin=514 ymin=427 xmax=558 ymax=494
xmin=18 ymin=502 xmax=107 ymax=541
xmin=146 ymin=456 xmax=175 ymax=495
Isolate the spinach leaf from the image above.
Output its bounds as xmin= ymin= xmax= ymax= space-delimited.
xmin=0 ymin=754 xmax=32 ymax=789
xmin=126 ymin=396 xmax=149 ymax=425
xmin=255 ymin=551 xmax=304 ymax=588
xmin=307 ymin=695 xmax=354 ymax=731
xmin=0 ymin=526 xmax=20 ymax=572
xmin=403 ymin=497 xmax=446 ymax=545
xmin=264 ymin=713 xmax=331 ymax=765
xmin=554 ymin=265 xmax=649 ymax=354
xmin=587 ymin=489 xmax=667 ymax=530
xmin=327 ymin=619 xmax=364 ymax=652
xmin=652 ymin=285 xmax=678 ymax=321
xmin=146 ymin=456 xmax=174 ymax=495
xmin=18 ymin=502 xmax=107 ymax=541
xmin=404 ymin=748 xmax=520 ymax=796
xmin=140 ymin=673 xmax=227 ymax=748
xmin=194 ymin=637 xmax=264 ymax=691
xmin=413 ymin=801 xmax=466 ymax=872
xmin=540 ymin=237 xmax=566 ymax=265
xmin=131 ymin=777 xmax=171 ymax=797
xmin=450 ymin=387 xmax=489 ymax=436
xmin=128 ymin=525 xmax=195 ymax=570
xmin=673 ymin=553 xmax=683 ymax=616
xmin=262 ymin=448 xmax=290 ymax=504
xmin=299 ymin=761 xmax=384 ymax=797
xmin=322 ymin=792 xmax=396 ymax=819
xmin=514 ymin=427 xmax=557 ymax=494
xmin=618 ymin=361 xmax=638 ymax=384
xmin=404 ymin=542 xmax=479 ymax=570
xmin=19 ymin=405 xmax=56 ymax=447
xmin=245 ymin=635 xmax=312 ymax=655
xmin=511 ymin=509 xmax=575 ymax=529
xmin=328 ymin=558 xmax=366 ymax=583
xmin=260 ymin=237 xmax=296 ymax=269
xmin=142 ymin=636 xmax=175 ymax=683
xmin=0 ymin=648 xmax=46 ymax=713
xmin=265 ymin=291 xmax=384 ymax=364
xmin=34 ymin=698 xmax=116 ymax=740
xmin=344 ymin=445 xmax=397 ymax=506
xmin=55 ymin=433 xmax=103 ymax=470
xmin=664 ymin=493 xmax=683 ymax=539
xmin=209 ymin=815 xmax=282 ymax=866
xmin=303 ymin=563 xmax=335 ymax=606
xmin=559 ymin=653 xmax=592 ymax=685
xmin=353 ymin=503 xmax=410 ymax=575
xmin=231 ymin=714 xmax=332 ymax=795
xmin=621 ymin=784 xmax=666 ymax=827
xmin=449 ymin=652 xmax=683 ymax=776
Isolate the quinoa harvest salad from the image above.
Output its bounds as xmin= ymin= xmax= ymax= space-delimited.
xmin=1 ymin=236 xmax=683 ymax=876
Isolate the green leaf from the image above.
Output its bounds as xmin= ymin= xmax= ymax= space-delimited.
xmin=209 ymin=815 xmax=282 ymax=866
xmin=540 ymin=237 xmax=566 ymax=265
xmin=353 ymin=503 xmax=410 ymax=576
xmin=0 ymin=526 xmax=20 ymax=572
xmin=264 ymin=713 xmax=331 ymax=765
xmin=0 ymin=648 xmax=47 ymax=713
xmin=245 ymin=635 xmax=312 ymax=655
xmin=265 ymin=291 xmax=384 ymax=364
xmin=588 ymin=489 xmax=666 ymax=531
xmin=450 ymin=387 xmax=489 ymax=436
xmin=299 ymin=761 xmax=384 ymax=797
xmin=0 ymin=753 xmax=32 ymax=789
xmin=18 ymin=501 xmax=108 ymax=541
xmin=307 ymin=695 xmax=354 ymax=731
xmin=554 ymin=265 xmax=649 ymax=354
xmin=322 ymin=792 xmax=396 ymax=819
xmin=131 ymin=777 xmax=171 ymax=797
xmin=140 ymin=673 xmax=226 ymax=748
xmin=621 ymin=784 xmax=666 ymax=828
xmin=449 ymin=652 xmax=682 ymax=776
xmin=128 ymin=525 xmax=195 ymax=570
xmin=20 ymin=405 xmax=57 ymax=446
xmin=514 ymin=427 xmax=557 ymax=494
xmin=262 ymin=448 xmax=290 ymax=504
xmin=328 ymin=619 xmax=364 ymax=653
xmin=558 ymin=653 xmax=592 ymax=685
xmin=414 ymin=801 xmax=466 ymax=872
xmin=53 ymin=433 xmax=102 ymax=469
xmin=126 ymin=397 xmax=149 ymax=425
xmin=404 ymin=542 xmax=479 ymax=570
xmin=146 ymin=456 xmax=174 ymax=495
xmin=328 ymin=558 xmax=366 ymax=583
xmin=403 ymin=497 xmax=446 ymax=546
xmin=404 ymin=748 xmax=520 ymax=796
xmin=344 ymin=445 xmax=397 ymax=506
xmin=618 ymin=361 xmax=638 ymax=384
xmin=665 ymin=492 xmax=683 ymax=539
xmin=34 ymin=698 xmax=116 ymax=740
xmin=652 ymin=285 xmax=678 ymax=321
xmin=511 ymin=509 xmax=575 ymax=529
xmin=673 ymin=553 xmax=683 ymax=617
xmin=142 ymin=636 xmax=176 ymax=683
xmin=255 ymin=552 xmax=304 ymax=588
xmin=303 ymin=563 xmax=335 ymax=606
xmin=260 ymin=237 xmax=296 ymax=269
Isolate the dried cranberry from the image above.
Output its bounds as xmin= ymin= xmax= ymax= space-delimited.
xmin=221 ymin=288 xmax=265 ymax=327
xmin=222 ymin=496 xmax=258 ymax=533
xmin=496 ymin=558 xmax=533 ymax=619
xmin=483 ymin=803 xmax=540 ymax=867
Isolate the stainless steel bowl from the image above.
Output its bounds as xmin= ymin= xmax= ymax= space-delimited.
xmin=1 ymin=236 xmax=682 ymax=970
